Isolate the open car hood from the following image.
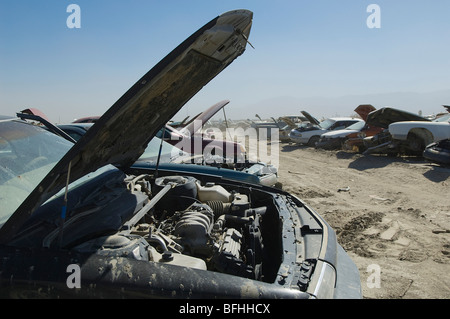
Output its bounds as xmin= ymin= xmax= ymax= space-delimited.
xmin=354 ymin=104 xmax=375 ymax=121
xmin=180 ymin=99 xmax=230 ymax=136
xmin=0 ymin=10 xmax=253 ymax=243
xmin=301 ymin=111 xmax=321 ymax=126
xmin=366 ymin=107 xmax=429 ymax=129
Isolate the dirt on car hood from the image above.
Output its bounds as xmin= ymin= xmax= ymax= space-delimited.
xmin=0 ymin=10 xmax=253 ymax=242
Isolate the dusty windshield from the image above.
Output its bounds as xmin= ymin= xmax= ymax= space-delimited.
xmin=434 ymin=113 xmax=450 ymax=122
xmin=0 ymin=120 xmax=73 ymax=225
xmin=138 ymin=137 xmax=187 ymax=163
xmin=346 ymin=121 xmax=365 ymax=130
xmin=319 ymin=119 xmax=335 ymax=130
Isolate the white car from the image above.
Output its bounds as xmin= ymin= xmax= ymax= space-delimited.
xmin=289 ymin=117 xmax=364 ymax=146
xmin=388 ymin=113 xmax=450 ymax=153
xmin=316 ymin=121 xmax=367 ymax=150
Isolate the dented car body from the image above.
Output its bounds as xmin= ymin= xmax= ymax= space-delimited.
xmin=363 ymin=107 xmax=441 ymax=155
xmin=0 ymin=10 xmax=361 ymax=299
xmin=158 ymin=100 xmax=246 ymax=165
xmin=316 ymin=105 xmax=383 ymax=151
xmin=289 ymin=113 xmax=363 ymax=147
xmin=388 ymin=113 xmax=450 ymax=154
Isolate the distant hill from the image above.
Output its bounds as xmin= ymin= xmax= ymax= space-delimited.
xmin=233 ymin=89 xmax=450 ymax=121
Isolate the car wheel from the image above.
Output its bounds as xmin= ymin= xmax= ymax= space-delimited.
xmin=308 ymin=136 xmax=319 ymax=147
xmin=407 ymin=133 xmax=425 ymax=154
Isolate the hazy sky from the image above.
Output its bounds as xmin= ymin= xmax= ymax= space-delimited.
xmin=1 ymin=0 xmax=449 ymax=123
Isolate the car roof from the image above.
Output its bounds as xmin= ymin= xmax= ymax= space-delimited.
xmin=328 ymin=117 xmax=363 ymax=121
xmin=0 ymin=115 xmax=15 ymax=121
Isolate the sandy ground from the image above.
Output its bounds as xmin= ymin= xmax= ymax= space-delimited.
xmin=275 ymin=143 xmax=449 ymax=299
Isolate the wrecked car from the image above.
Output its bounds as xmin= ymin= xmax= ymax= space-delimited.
xmin=423 ymin=138 xmax=450 ymax=166
xmin=174 ymin=99 xmax=279 ymax=186
xmin=316 ymin=105 xmax=383 ymax=151
xmin=289 ymin=111 xmax=363 ymax=146
xmin=388 ymin=113 xmax=450 ymax=155
xmin=49 ymin=108 xmax=278 ymax=187
xmin=343 ymin=126 xmax=384 ymax=153
xmin=362 ymin=107 xmax=438 ymax=155
xmin=158 ymin=100 xmax=247 ymax=165
xmin=272 ymin=116 xmax=304 ymax=143
xmin=316 ymin=121 xmax=366 ymax=150
xmin=0 ymin=10 xmax=361 ymax=299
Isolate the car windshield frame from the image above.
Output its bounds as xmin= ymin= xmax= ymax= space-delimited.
xmin=0 ymin=119 xmax=123 ymax=229
xmin=434 ymin=113 xmax=450 ymax=122
xmin=345 ymin=121 xmax=365 ymax=130
xmin=319 ymin=119 xmax=336 ymax=130
xmin=138 ymin=137 xmax=187 ymax=163
xmin=0 ymin=120 xmax=75 ymax=225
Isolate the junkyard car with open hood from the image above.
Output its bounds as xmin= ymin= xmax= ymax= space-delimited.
xmin=388 ymin=112 xmax=450 ymax=155
xmin=0 ymin=10 xmax=361 ymax=299
xmin=363 ymin=107 xmax=433 ymax=155
xmin=288 ymin=111 xmax=363 ymax=147
xmin=316 ymin=105 xmax=382 ymax=151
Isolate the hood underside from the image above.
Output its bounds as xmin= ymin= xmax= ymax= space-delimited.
xmin=366 ymin=107 xmax=429 ymax=129
xmin=301 ymin=111 xmax=320 ymax=126
xmin=354 ymin=104 xmax=376 ymax=121
xmin=181 ymin=100 xmax=230 ymax=136
xmin=0 ymin=10 xmax=253 ymax=243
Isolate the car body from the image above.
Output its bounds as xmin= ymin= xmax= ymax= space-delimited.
xmin=0 ymin=10 xmax=361 ymax=299
xmin=362 ymin=107 xmax=441 ymax=155
xmin=342 ymin=125 xmax=384 ymax=152
xmin=57 ymin=123 xmax=93 ymax=142
xmin=423 ymin=138 xmax=450 ymax=166
xmin=316 ymin=121 xmax=367 ymax=150
xmin=72 ymin=116 xmax=100 ymax=123
xmin=159 ymin=124 xmax=247 ymax=164
xmin=316 ymin=104 xmax=383 ymax=151
xmin=388 ymin=113 xmax=450 ymax=154
xmin=56 ymin=113 xmax=278 ymax=187
xmin=249 ymin=118 xmax=280 ymax=140
xmin=56 ymin=123 xmax=267 ymax=186
xmin=271 ymin=116 xmax=306 ymax=143
xmin=158 ymin=100 xmax=247 ymax=165
xmin=289 ymin=115 xmax=363 ymax=146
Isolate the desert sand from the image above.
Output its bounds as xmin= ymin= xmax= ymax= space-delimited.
xmin=276 ymin=143 xmax=449 ymax=299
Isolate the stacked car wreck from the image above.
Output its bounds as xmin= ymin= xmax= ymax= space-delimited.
xmin=0 ymin=10 xmax=362 ymax=299
xmin=280 ymin=104 xmax=449 ymax=166
xmin=363 ymin=106 xmax=450 ymax=158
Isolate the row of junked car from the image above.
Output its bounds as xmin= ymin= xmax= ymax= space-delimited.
xmin=0 ymin=10 xmax=362 ymax=299
xmin=286 ymin=104 xmax=450 ymax=166
xmin=19 ymin=99 xmax=280 ymax=188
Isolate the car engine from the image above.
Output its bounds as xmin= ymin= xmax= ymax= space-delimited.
xmin=147 ymin=175 xmax=266 ymax=280
xmin=74 ymin=174 xmax=271 ymax=281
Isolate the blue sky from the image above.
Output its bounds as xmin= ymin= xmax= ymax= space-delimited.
xmin=1 ymin=0 xmax=449 ymax=123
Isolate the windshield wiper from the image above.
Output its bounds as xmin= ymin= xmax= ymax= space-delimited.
xmin=16 ymin=112 xmax=76 ymax=143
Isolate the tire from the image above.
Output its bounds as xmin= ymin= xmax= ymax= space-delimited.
xmin=406 ymin=133 xmax=425 ymax=154
xmin=308 ymin=135 xmax=320 ymax=147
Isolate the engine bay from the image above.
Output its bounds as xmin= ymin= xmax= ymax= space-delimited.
xmin=72 ymin=174 xmax=283 ymax=283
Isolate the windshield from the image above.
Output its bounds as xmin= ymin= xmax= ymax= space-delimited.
xmin=345 ymin=121 xmax=365 ymax=130
xmin=138 ymin=137 xmax=187 ymax=163
xmin=0 ymin=120 xmax=73 ymax=224
xmin=319 ymin=119 xmax=336 ymax=129
xmin=434 ymin=113 xmax=450 ymax=122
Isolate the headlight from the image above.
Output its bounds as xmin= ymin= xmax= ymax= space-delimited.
xmin=309 ymin=261 xmax=336 ymax=299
